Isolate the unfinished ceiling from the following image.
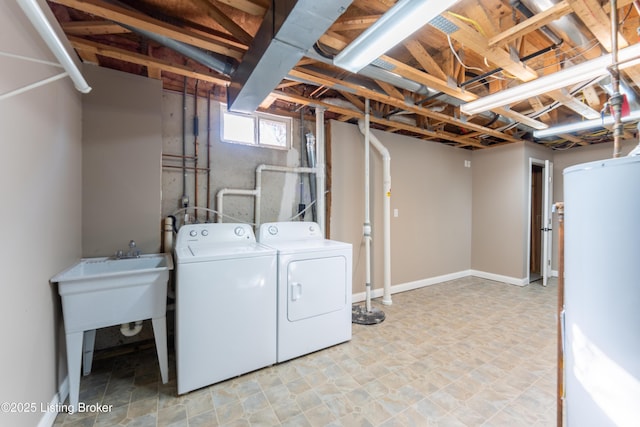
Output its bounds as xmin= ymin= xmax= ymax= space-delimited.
xmin=47 ymin=0 xmax=640 ymax=150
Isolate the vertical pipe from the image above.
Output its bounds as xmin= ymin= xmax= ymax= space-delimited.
xmin=610 ymin=0 xmax=623 ymax=158
xmin=181 ymin=77 xmax=189 ymax=218
xmin=358 ymin=117 xmax=393 ymax=306
xmin=555 ymin=202 xmax=565 ymax=427
xmin=206 ymin=90 xmax=212 ymax=222
xmin=364 ymin=99 xmax=372 ymax=312
xmin=193 ymin=80 xmax=200 ymax=220
xmin=315 ymin=107 xmax=326 ymax=234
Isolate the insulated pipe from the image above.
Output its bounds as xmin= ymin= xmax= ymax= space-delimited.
xmin=163 ymin=216 xmax=174 ymax=253
xmin=315 ymin=107 xmax=326 ymax=235
xmin=357 ymin=119 xmax=392 ymax=306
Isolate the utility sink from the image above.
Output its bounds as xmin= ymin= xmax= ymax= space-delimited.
xmin=51 ymin=253 xmax=173 ymax=410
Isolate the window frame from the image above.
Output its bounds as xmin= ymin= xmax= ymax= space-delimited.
xmin=220 ymin=105 xmax=292 ymax=150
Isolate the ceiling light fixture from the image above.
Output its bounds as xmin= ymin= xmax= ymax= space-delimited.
xmin=533 ymin=110 xmax=640 ymax=138
xmin=460 ymin=42 xmax=640 ymax=116
xmin=17 ymin=0 xmax=91 ymax=94
xmin=333 ymin=0 xmax=461 ymax=73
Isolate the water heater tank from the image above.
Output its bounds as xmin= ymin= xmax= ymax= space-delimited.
xmin=563 ymin=156 xmax=640 ymax=427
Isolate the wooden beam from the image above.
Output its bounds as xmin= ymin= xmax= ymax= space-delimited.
xmin=274 ymin=90 xmax=489 ymax=148
xmin=566 ymin=0 xmax=628 ymax=52
xmin=375 ymin=80 xmax=404 ymax=100
xmin=62 ymin=20 xmax=130 ymax=36
xmin=214 ymin=0 xmax=268 ymax=16
xmin=403 ymin=39 xmax=447 ymax=81
xmin=191 ymin=0 xmax=254 ymax=46
xmin=444 ymin=14 xmax=540 ymax=82
xmin=69 ymin=37 xmax=230 ymax=86
xmin=318 ymin=32 xmax=476 ymax=102
xmin=331 ymin=15 xmax=381 ymax=32
xmin=488 ymin=0 xmax=572 ymax=48
xmin=49 ymin=0 xmax=245 ymax=59
xmin=289 ymin=67 xmax=522 ymax=144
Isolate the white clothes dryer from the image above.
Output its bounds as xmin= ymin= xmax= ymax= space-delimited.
xmin=174 ymin=223 xmax=277 ymax=394
xmin=258 ymin=222 xmax=352 ymax=363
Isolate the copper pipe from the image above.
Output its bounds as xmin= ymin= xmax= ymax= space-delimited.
xmin=162 ymin=153 xmax=197 ymax=160
xmin=555 ymin=202 xmax=565 ymax=427
xmin=163 ymin=164 xmax=210 ymax=172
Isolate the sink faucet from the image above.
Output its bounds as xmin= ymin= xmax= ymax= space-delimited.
xmin=114 ymin=240 xmax=141 ymax=259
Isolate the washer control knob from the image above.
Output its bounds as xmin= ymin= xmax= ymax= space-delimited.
xmin=268 ymin=225 xmax=278 ymax=235
xmin=189 ymin=230 xmax=197 ymax=237
xmin=234 ymin=226 xmax=245 ymax=237
xmin=201 ymin=229 xmax=208 ymax=236
xmin=309 ymin=225 xmax=316 ymax=233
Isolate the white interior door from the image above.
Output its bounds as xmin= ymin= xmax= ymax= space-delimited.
xmin=542 ymin=160 xmax=554 ymax=286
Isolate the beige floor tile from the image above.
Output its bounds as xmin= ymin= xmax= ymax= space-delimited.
xmin=54 ymin=277 xmax=558 ymax=426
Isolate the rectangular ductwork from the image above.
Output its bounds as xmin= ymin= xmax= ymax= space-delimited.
xmin=227 ymin=0 xmax=352 ymax=113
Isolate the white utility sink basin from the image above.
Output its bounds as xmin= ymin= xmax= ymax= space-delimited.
xmin=51 ymin=253 xmax=173 ymax=410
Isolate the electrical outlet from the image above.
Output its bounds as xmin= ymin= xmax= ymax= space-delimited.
xmin=393 ymin=208 xmax=399 ymax=218
xmin=464 ymin=160 xmax=471 ymax=168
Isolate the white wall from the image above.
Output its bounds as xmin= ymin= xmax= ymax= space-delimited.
xmin=471 ymin=143 xmax=528 ymax=282
xmin=0 ymin=2 xmax=82 ymax=426
xmin=330 ymin=120 xmax=473 ymax=296
xmin=82 ymin=65 xmax=163 ymax=256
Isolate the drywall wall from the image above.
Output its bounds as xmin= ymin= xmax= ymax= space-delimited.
xmin=471 ymin=142 xmax=528 ymax=282
xmin=161 ymin=91 xmax=310 ymax=226
xmin=82 ymin=65 xmax=163 ymax=256
xmin=0 ymin=1 xmax=82 ymax=426
xmin=330 ymin=120 xmax=472 ymax=296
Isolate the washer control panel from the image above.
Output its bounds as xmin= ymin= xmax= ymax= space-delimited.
xmin=176 ymin=223 xmax=255 ymax=248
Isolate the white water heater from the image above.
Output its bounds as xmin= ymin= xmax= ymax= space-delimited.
xmin=563 ymin=156 xmax=640 ymax=427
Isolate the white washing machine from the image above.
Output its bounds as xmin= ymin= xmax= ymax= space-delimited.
xmin=258 ymin=222 xmax=352 ymax=363
xmin=174 ymin=223 xmax=277 ymax=394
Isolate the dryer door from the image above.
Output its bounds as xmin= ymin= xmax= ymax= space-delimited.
xmin=286 ymin=256 xmax=347 ymax=321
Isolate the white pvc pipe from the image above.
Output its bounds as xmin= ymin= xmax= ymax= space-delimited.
xmin=216 ymin=188 xmax=258 ymax=223
xmin=358 ymin=119 xmax=392 ymax=306
xmin=315 ymin=108 xmax=326 ymax=235
xmin=216 ymin=166 xmax=318 ymax=225
xmin=17 ymin=0 xmax=91 ymax=93
xmin=364 ymin=100 xmax=372 ymax=312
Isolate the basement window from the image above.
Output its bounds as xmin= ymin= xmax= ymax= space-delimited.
xmin=221 ymin=106 xmax=291 ymax=149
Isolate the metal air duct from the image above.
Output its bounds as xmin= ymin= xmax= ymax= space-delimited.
xmin=227 ymin=0 xmax=353 ymax=113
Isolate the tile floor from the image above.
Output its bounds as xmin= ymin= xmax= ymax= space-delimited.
xmin=53 ymin=276 xmax=558 ymax=426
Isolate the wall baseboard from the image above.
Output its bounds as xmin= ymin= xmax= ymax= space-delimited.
xmin=469 ymin=270 xmax=528 ymax=286
xmin=352 ymin=269 xmax=532 ymax=303
xmin=37 ymin=377 xmax=68 ymax=427
xmin=352 ymin=270 xmax=471 ymax=303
